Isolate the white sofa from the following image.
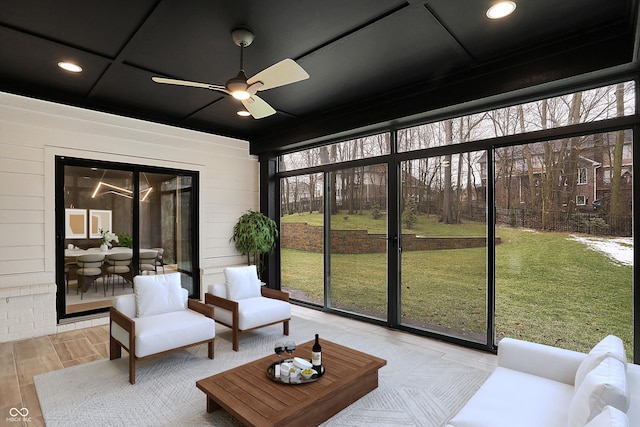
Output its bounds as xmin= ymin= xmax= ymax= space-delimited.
xmin=110 ymin=273 xmax=216 ymax=384
xmin=447 ymin=336 xmax=639 ymax=427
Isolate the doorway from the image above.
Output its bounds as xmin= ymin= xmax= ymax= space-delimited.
xmin=55 ymin=157 xmax=199 ymax=319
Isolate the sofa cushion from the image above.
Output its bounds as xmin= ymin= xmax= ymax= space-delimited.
xmin=585 ymin=406 xmax=629 ymax=427
xmin=576 ymin=335 xmax=627 ymax=388
xmin=224 ymin=266 xmax=261 ymax=301
xmin=569 ymin=357 xmax=630 ymax=427
xmin=132 ymin=310 xmax=215 ymax=357
xmin=446 ymin=367 xmax=573 ymax=427
xmin=134 ymin=273 xmax=186 ymax=317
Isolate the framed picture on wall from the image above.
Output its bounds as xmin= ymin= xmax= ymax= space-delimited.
xmin=89 ymin=209 xmax=112 ymax=238
xmin=65 ymin=208 xmax=87 ymax=239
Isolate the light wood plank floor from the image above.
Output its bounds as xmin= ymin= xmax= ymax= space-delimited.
xmin=0 ymin=306 xmax=496 ymax=426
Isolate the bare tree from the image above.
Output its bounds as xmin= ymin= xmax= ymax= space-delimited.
xmin=441 ymin=119 xmax=455 ymax=223
xmin=609 ymin=83 xmax=625 ymax=216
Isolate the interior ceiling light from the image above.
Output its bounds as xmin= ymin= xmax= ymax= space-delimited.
xmin=92 ymin=181 xmax=152 ymax=201
xmin=237 ymin=109 xmax=251 ymax=117
xmin=486 ymin=1 xmax=516 ymax=19
xmin=57 ymin=61 xmax=83 ymax=73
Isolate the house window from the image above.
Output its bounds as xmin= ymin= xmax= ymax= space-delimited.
xmin=578 ymin=168 xmax=587 ymax=185
xmin=576 ymin=195 xmax=587 ymax=205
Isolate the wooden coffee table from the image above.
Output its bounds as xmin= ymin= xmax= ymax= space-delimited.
xmin=196 ymin=339 xmax=387 ymax=426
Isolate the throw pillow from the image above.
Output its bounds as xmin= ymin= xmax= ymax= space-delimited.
xmin=568 ymin=357 xmax=630 ymax=427
xmin=224 ymin=265 xmax=262 ymax=301
xmin=576 ymin=335 xmax=627 ymax=388
xmin=135 ymin=273 xmax=185 ymax=317
xmin=585 ymin=406 xmax=629 ymax=427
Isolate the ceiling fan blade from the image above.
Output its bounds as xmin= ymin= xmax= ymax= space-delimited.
xmin=247 ymin=58 xmax=309 ymax=91
xmin=241 ymin=95 xmax=276 ymax=119
xmin=152 ymin=77 xmax=228 ymax=93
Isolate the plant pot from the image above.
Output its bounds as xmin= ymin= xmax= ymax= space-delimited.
xmin=100 ymin=244 xmax=108 ymax=252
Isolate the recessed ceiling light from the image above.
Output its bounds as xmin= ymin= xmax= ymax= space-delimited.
xmin=57 ymin=61 xmax=83 ymax=73
xmin=237 ymin=110 xmax=251 ymax=117
xmin=486 ymin=1 xmax=516 ymax=19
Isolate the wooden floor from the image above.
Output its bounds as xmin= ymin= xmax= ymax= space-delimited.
xmin=0 ymin=306 xmax=496 ymax=426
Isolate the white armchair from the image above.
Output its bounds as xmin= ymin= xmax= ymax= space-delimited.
xmin=110 ymin=273 xmax=215 ymax=384
xmin=205 ymin=266 xmax=291 ymax=351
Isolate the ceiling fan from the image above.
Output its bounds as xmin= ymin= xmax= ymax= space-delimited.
xmin=152 ymin=28 xmax=309 ymax=119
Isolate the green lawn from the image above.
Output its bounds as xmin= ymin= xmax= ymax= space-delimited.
xmin=281 ymin=212 xmax=634 ymax=358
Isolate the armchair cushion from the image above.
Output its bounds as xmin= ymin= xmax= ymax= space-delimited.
xmin=209 ymin=283 xmax=226 ymax=298
xmin=113 ymin=293 xmax=136 ymax=318
xmin=134 ymin=273 xmax=186 ymax=317
xmin=111 ymin=309 xmax=216 ymax=358
xmin=224 ymin=266 xmax=261 ymax=301
xmin=214 ymin=296 xmax=291 ymax=330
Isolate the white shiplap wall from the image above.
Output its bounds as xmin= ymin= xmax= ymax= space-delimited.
xmin=0 ymin=92 xmax=257 ymax=342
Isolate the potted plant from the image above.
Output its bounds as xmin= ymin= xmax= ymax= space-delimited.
xmin=118 ymin=232 xmax=133 ymax=248
xmin=231 ymin=210 xmax=278 ymax=278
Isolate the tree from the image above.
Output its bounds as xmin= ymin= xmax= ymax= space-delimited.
xmin=610 ymin=83 xmax=625 ymax=216
xmin=441 ymin=119 xmax=455 ymax=224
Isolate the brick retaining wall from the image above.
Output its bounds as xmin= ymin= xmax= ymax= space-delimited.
xmin=281 ymin=222 xmax=500 ymax=254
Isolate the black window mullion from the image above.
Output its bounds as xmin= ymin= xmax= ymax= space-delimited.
xmin=486 ymin=148 xmax=497 ymax=351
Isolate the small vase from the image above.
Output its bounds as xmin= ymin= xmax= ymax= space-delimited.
xmin=100 ymin=244 xmax=108 ymax=252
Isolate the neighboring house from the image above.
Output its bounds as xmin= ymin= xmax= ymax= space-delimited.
xmin=480 ymin=132 xmax=633 ymax=219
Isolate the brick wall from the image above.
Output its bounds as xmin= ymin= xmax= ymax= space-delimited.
xmin=0 ymin=284 xmax=57 ymax=341
xmin=0 ymin=283 xmax=112 ymax=342
xmin=281 ymin=222 xmax=500 ymax=254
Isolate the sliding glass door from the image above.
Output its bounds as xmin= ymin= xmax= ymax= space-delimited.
xmin=139 ymin=172 xmax=196 ymax=293
xmin=56 ymin=157 xmax=199 ymax=319
xmin=275 ymin=81 xmax=635 ymax=357
xmin=280 ymin=173 xmax=325 ymax=306
xmin=328 ymin=165 xmax=388 ymax=320
xmin=399 ymin=153 xmax=487 ymax=343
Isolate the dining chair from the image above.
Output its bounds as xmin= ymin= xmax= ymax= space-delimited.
xmin=105 ymin=252 xmax=133 ymax=295
xmin=139 ymin=250 xmax=158 ymax=275
xmin=76 ymin=253 xmax=106 ymax=300
xmin=151 ymin=247 xmax=165 ymax=274
xmin=64 ymin=259 xmax=77 ymax=294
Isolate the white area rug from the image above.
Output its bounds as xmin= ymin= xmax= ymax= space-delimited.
xmin=35 ymin=316 xmax=490 ymax=426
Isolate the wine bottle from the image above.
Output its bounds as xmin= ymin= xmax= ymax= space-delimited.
xmin=312 ymin=334 xmax=322 ymax=371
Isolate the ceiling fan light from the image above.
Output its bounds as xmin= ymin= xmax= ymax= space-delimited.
xmin=226 ymin=70 xmax=251 ymax=99
xmin=231 ymin=90 xmax=251 ymax=100
xmin=487 ymin=1 xmax=516 ymax=19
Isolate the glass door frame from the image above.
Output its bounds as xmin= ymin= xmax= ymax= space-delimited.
xmin=275 ymin=146 xmax=497 ymax=353
xmin=270 ymin=117 xmax=637 ymax=359
xmin=55 ymin=156 xmax=200 ymax=321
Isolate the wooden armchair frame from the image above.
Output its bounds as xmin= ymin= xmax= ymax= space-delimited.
xmin=109 ymin=299 xmax=215 ymax=384
xmin=205 ymin=287 xmax=290 ymax=351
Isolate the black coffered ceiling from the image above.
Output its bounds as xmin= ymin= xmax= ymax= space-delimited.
xmin=1 ymin=1 xmax=637 ymax=155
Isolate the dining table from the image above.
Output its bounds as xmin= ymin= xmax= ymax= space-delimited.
xmin=64 ymin=247 xmax=157 ymax=292
xmin=64 ymin=246 xmax=134 ymax=258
